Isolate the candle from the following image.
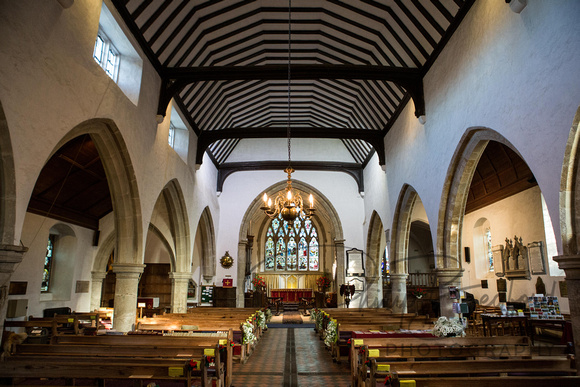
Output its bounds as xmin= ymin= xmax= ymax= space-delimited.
xmin=309 ymin=194 xmax=314 ymax=208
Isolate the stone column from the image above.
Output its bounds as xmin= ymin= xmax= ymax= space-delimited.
xmin=0 ymin=244 xmax=27 ymax=331
xmin=112 ymin=263 xmax=145 ymax=332
xmin=170 ymin=272 xmax=191 ymax=313
xmin=390 ymin=273 xmax=408 ymax=313
xmin=554 ymin=254 xmax=580 ymax=371
xmin=90 ymin=271 xmax=107 ymax=312
xmin=334 ymin=239 xmax=345 ymax=307
xmin=236 ymin=241 xmax=247 ymax=308
xmin=436 ymin=267 xmax=464 ymax=318
xmin=366 ymin=276 xmax=381 ymax=308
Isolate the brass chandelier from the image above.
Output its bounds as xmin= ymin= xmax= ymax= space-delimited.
xmin=261 ymin=0 xmax=315 ymax=222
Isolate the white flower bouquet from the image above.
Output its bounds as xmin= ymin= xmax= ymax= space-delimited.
xmin=256 ymin=310 xmax=267 ymax=329
xmin=323 ymin=319 xmax=338 ymax=347
xmin=432 ymin=316 xmax=465 ymax=337
xmin=242 ymin=321 xmax=257 ymax=344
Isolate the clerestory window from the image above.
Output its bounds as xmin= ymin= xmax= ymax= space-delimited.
xmin=93 ymin=30 xmax=119 ymax=82
xmin=41 ymin=234 xmax=56 ymax=292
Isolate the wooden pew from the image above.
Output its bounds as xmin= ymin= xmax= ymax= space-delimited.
xmin=351 ymin=336 xmax=580 ymax=387
xmin=0 ymin=341 xmax=220 ymax=387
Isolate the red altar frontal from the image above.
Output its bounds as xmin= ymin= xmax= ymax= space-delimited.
xmin=270 ymin=289 xmax=313 ymax=302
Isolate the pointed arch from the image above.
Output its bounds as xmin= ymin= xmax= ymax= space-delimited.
xmin=0 ymin=100 xmax=17 ymax=246
xmin=366 ymin=211 xmax=384 ymax=277
xmin=391 ymin=184 xmax=419 ymax=274
xmin=54 ymin=119 xmax=143 ymax=265
xmin=161 ymin=179 xmax=190 ymax=272
xmin=197 ymin=206 xmax=216 ymax=278
xmin=366 ymin=210 xmax=385 ymax=308
xmin=437 ymin=127 xmax=520 ymax=269
xmin=560 ymin=106 xmax=580 ymax=255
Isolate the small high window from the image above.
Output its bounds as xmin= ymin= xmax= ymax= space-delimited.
xmin=485 ymin=228 xmax=494 ymax=272
xmin=41 ymin=235 xmax=56 ymax=292
xmin=168 ymin=122 xmax=176 ymax=148
xmin=93 ymin=30 xmax=119 ymax=82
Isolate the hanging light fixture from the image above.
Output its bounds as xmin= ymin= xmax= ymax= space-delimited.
xmin=261 ymin=0 xmax=315 ymax=222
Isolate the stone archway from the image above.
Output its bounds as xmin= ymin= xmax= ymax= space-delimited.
xmin=159 ymin=179 xmax=191 ymax=313
xmin=437 ymin=127 xmax=523 ymax=317
xmin=238 ymin=180 xmax=345 ymax=307
xmin=366 ymin=211 xmax=385 ymax=308
xmin=0 ymin=100 xmax=28 ymax=308
xmin=197 ymin=207 xmax=216 ymax=281
xmin=55 ymin=119 xmax=143 ymax=332
xmin=390 ymin=184 xmax=419 ymax=313
xmin=555 ymin=105 xmax=580 ymax=367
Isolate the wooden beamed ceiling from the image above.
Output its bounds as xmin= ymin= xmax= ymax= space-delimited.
xmin=112 ymin=0 xmax=475 ymax=166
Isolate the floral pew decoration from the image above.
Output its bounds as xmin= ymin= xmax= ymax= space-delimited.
xmin=324 ymin=318 xmax=338 ymax=347
xmin=242 ymin=320 xmax=257 ymax=344
xmin=432 ymin=316 xmax=466 ymax=337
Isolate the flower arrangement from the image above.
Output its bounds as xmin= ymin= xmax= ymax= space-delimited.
xmin=264 ymin=308 xmax=273 ymax=322
xmin=256 ymin=310 xmax=267 ymax=330
xmin=316 ymin=275 xmax=331 ymax=290
xmin=242 ymin=321 xmax=257 ymax=344
xmin=251 ymin=276 xmax=266 ymax=291
xmin=410 ymin=287 xmax=426 ymax=298
xmin=432 ymin=316 xmax=465 ymax=337
xmin=323 ymin=319 xmax=338 ymax=347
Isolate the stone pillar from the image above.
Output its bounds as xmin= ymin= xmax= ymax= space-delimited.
xmin=554 ymin=254 xmax=580 ymax=371
xmin=170 ymin=272 xmax=191 ymax=313
xmin=236 ymin=241 xmax=247 ymax=308
xmin=436 ymin=267 xmax=464 ymax=318
xmin=112 ymin=263 xmax=145 ymax=332
xmin=366 ymin=276 xmax=381 ymax=308
xmin=334 ymin=239 xmax=345 ymax=307
xmin=390 ymin=273 xmax=408 ymax=313
xmin=0 ymin=244 xmax=27 ymax=331
xmin=90 ymin=271 xmax=107 ymax=312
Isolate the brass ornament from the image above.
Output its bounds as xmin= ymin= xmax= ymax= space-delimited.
xmin=220 ymin=251 xmax=234 ymax=268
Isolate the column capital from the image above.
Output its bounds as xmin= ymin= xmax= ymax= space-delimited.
xmin=390 ymin=272 xmax=408 ymax=280
xmin=0 ymin=244 xmax=28 ymax=263
xmin=112 ymin=263 xmax=145 ymax=278
xmin=169 ymin=271 xmax=192 ymax=281
xmin=91 ymin=271 xmax=107 ymax=281
xmin=554 ymin=255 xmax=580 ymax=280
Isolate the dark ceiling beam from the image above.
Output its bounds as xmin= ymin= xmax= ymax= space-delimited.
xmin=157 ymin=64 xmax=424 ymax=121
xmin=196 ymin=126 xmax=385 ymax=166
xmin=218 ymin=161 xmax=364 ymax=194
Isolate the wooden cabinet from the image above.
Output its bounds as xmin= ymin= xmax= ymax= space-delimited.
xmin=214 ymin=286 xmax=236 ymax=307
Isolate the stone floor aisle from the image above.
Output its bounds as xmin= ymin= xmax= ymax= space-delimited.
xmin=231 ymin=327 xmax=351 ymax=387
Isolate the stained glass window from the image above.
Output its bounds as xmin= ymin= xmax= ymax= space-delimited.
xmin=264 ymin=210 xmax=319 ymax=271
xmin=486 ymin=228 xmax=494 ymax=271
xmin=41 ymin=235 xmax=56 ymax=292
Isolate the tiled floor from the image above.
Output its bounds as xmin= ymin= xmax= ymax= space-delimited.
xmin=232 ymin=326 xmax=351 ymax=387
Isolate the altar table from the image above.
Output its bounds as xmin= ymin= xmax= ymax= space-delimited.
xmin=270 ymin=289 xmax=313 ymax=302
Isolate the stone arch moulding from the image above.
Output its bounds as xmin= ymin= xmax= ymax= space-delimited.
xmin=436 ymin=127 xmax=523 ymax=271
xmin=160 ymin=179 xmax=190 ymax=273
xmin=147 ymin=223 xmax=177 ymax=272
xmin=197 ymin=206 xmax=216 ymax=279
xmin=237 ymin=179 xmax=345 ymax=306
xmin=390 ymin=184 xmax=419 ymax=275
xmin=366 ymin=211 xmax=384 ymax=277
xmin=0 ymin=100 xmax=17 ymax=246
xmin=53 ymin=118 xmax=143 ymax=266
xmin=560 ymin=105 xmax=580 ymax=256
xmin=366 ymin=210 xmax=385 ymax=308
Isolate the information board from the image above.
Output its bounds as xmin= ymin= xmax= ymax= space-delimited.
xmin=200 ymin=285 xmax=214 ymax=304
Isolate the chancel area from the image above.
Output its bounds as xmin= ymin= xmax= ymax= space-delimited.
xmin=1 ymin=0 xmax=580 ymax=386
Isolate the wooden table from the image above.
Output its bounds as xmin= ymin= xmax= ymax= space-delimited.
xmin=529 ymin=318 xmax=572 ymax=344
xmin=481 ymin=314 xmax=530 ymax=338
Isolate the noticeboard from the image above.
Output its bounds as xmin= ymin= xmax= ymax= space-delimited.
xmin=201 ymin=285 xmax=214 ymax=304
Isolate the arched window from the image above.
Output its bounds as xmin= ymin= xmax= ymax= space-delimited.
xmin=485 ymin=228 xmax=493 ymax=272
xmin=264 ymin=211 xmax=319 ymax=272
xmin=41 ymin=234 xmax=56 ymax=292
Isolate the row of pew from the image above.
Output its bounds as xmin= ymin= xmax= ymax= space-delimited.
xmin=1 ymin=307 xmax=268 ymax=387
xmin=314 ymin=308 xmax=579 ymax=386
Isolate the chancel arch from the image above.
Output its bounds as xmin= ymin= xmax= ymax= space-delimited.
xmin=238 ymin=179 xmax=344 ymax=307
xmin=195 ymin=206 xmax=216 ymax=282
xmin=365 ymin=211 xmax=385 ymax=308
